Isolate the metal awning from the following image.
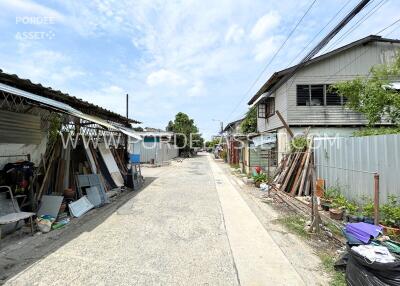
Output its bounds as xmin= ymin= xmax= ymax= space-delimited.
xmin=0 ymin=83 xmax=141 ymax=140
xmin=252 ymin=133 xmax=277 ymax=147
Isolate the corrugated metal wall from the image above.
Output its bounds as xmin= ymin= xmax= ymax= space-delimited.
xmin=0 ymin=110 xmax=42 ymax=144
xmin=133 ymin=142 xmax=178 ymax=164
xmin=314 ymin=134 xmax=400 ymax=204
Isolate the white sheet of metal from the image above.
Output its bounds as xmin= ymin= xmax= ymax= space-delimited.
xmin=69 ymin=196 xmax=94 ymax=218
xmin=117 ymin=126 xmax=142 ymax=140
xmin=98 ymin=142 xmax=124 ymax=187
xmin=252 ymin=134 xmax=277 ymax=147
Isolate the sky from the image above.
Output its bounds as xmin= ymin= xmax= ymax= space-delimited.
xmin=0 ymin=0 xmax=399 ymax=139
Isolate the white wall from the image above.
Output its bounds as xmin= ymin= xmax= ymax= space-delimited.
xmin=0 ymin=134 xmax=48 ymax=169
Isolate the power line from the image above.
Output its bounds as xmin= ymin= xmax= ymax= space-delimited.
xmin=376 ymin=17 xmax=400 ymax=35
xmin=323 ymin=0 xmax=387 ymax=53
xmin=224 ymin=0 xmax=318 ymax=123
xmin=286 ymin=0 xmax=353 ymax=68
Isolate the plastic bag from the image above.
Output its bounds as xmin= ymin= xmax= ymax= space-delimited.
xmin=346 ymin=248 xmax=400 ymax=286
xmin=36 ymin=215 xmax=55 ymax=233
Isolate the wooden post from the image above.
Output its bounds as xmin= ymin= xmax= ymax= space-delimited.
xmin=276 ymin=110 xmax=294 ymax=138
xmin=374 ymin=173 xmax=380 ymax=225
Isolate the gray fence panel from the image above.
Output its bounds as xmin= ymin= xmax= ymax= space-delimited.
xmin=136 ymin=142 xmax=178 ymax=164
xmin=314 ymin=134 xmax=400 ymax=204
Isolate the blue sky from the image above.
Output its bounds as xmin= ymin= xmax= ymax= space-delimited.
xmin=0 ymin=0 xmax=399 ymax=139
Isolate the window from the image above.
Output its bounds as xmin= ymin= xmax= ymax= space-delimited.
xmin=266 ymin=97 xmax=275 ymax=117
xmin=258 ymin=98 xmax=275 ymax=118
xmin=297 ymin=84 xmax=347 ymax=106
xmin=326 ymin=85 xmax=341 ymax=105
xmin=297 ymin=85 xmax=309 ymax=106
xmin=310 ymin=85 xmax=324 ymax=106
xmin=258 ymin=103 xmax=266 ymax=118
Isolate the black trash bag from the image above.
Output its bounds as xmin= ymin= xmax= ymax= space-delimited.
xmin=335 ymin=251 xmax=349 ymax=272
xmin=346 ymin=248 xmax=400 ymax=286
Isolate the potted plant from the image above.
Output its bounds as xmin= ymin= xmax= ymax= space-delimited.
xmin=380 ymin=195 xmax=400 ymax=235
xmin=253 ymin=173 xmax=267 ymax=188
xmin=362 ymin=198 xmax=375 ymax=224
xmin=329 ymin=194 xmax=347 ymax=220
xmin=320 ymin=187 xmax=339 ymax=211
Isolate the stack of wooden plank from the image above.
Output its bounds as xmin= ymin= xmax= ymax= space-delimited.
xmin=272 ymin=139 xmax=314 ymax=197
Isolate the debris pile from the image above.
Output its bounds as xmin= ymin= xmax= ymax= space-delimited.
xmin=272 ymin=139 xmax=314 ymax=197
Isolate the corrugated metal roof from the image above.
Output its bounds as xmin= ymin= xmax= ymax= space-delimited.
xmin=0 ymin=82 xmax=142 ymax=139
xmin=248 ymin=35 xmax=400 ymax=105
xmin=0 ymin=70 xmax=140 ymax=124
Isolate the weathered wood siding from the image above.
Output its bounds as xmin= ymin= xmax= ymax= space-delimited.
xmin=258 ymin=41 xmax=400 ymax=132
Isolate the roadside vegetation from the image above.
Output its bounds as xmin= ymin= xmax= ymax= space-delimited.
xmin=240 ymin=107 xmax=257 ymax=134
xmin=277 ymin=214 xmax=346 ymax=286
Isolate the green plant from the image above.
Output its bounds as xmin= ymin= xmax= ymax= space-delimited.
xmin=362 ymin=198 xmax=375 ymax=218
xmin=332 ymin=194 xmax=348 ymax=209
xmin=319 ymin=253 xmax=346 ymax=286
xmin=230 ymin=163 xmax=240 ymax=169
xmin=323 ymin=187 xmax=340 ymax=201
xmin=48 ymin=113 xmax=62 ymax=145
xmin=276 ymin=215 xmax=309 ymax=238
xmin=253 ymin=173 xmax=267 ymax=183
xmin=220 ymin=150 xmax=227 ymax=160
xmin=380 ymin=195 xmax=399 ymax=227
xmin=332 ymin=53 xmax=400 ymax=125
xmin=353 ymin=127 xmax=400 ymax=137
xmin=290 ymin=136 xmax=308 ymax=152
xmin=345 ymin=201 xmax=359 ymax=215
xmin=240 ymin=107 xmax=257 ymax=134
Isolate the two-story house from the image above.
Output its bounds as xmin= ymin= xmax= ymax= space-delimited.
xmin=248 ymin=35 xmax=400 ymax=162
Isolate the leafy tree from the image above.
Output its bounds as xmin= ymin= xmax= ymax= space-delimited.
xmin=205 ymin=138 xmax=221 ymax=148
xmin=132 ymin=126 xmax=144 ymax=131
xmin=166 ymin=112 xmax=204 ymax=151
xmin=333 ymin=53 xmax=400 ymax=125
xmin=240 ymin=107 xmax=257 ymax=133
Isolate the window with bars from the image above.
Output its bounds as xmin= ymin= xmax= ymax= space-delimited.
xmin=297 ymin=85 xmax=309 ymax=106
xmin=258 ymin=103 xmax=266 ymax=118
xmin=297 ymin=84 xmax=346 ymax=106
xmin=266 ymin=97 xmax=275 ymax=117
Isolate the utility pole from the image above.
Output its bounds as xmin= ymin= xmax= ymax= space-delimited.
xmin=125 ymin=94 xmax=129 ymax=156
xmin=126 ymin=93 xmax=129 ymax=123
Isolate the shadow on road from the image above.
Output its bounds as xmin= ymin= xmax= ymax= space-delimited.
xmin=0 ymin=177 xmax=158 ymax=285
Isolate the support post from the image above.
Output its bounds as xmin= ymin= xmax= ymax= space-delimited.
xmin=374 ymin=173 xmax=380 ymax=225
xmin=276 ymin=110 xmax=294 ymax=138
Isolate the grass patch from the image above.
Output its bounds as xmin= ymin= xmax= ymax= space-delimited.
xmin=229 ymin=163 xmax=240 ymax=169
xmin=277 ymin=215 xmax=345 ymax=285
xmin=276 ymin=215 xmax=309 ymax=238
xmin=319 ymin=253 xmax=346 ymax=286
xmin=325 ymin=222 xmax=343 ymax=237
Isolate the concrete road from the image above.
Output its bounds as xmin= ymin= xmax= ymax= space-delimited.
xmin=5 ymin=154 xmax=308 ymax=285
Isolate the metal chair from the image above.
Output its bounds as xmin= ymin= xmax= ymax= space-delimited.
xmin=0 ymin=186 xmax=35 ymax=242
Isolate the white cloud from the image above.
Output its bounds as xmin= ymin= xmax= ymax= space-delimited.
xmin=250 ymin=11 xmax=281 ymax=40
xmin=146 ymin=69 xmax=186 ymax=86
xmin=188 ymin=81 xmax=205 ymax=97
xmin=0 ymin=0 xmax=65 ymax=22
xmin=225 ymin=24 xmax=245 ymax=43
xmin=253 ymin=36 xmax=281 ymax=62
